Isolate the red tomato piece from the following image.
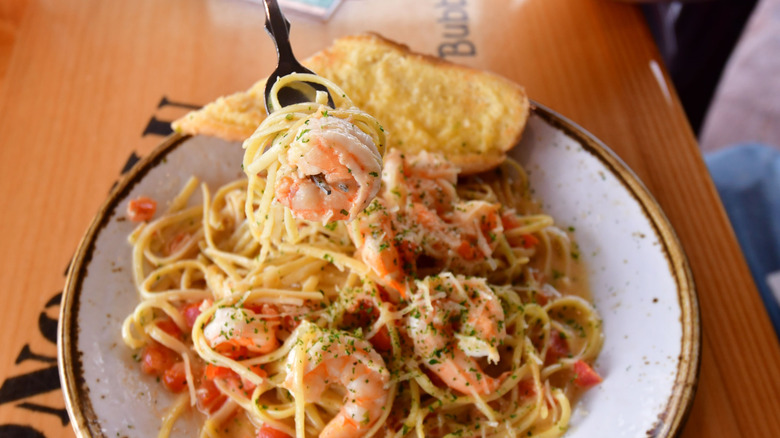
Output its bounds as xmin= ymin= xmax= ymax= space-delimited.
xmin=531 ymin=290 xmax=549 ymax=306
xmin=205 ymin=364 xmax=237 ymax=381
xmin=281 ymin=314 xmax=301 ymax=331
xmin=182 ymin=302 xmax=203 ymax=329
xmin=204 ymin=363 xmax=266 ymax=396
xmin=156 ymin=319 xmax=182 ymax=339
xmin=162 ymin=362 xmax=188 ymax=393
xmin=517 ymin=378 xmax=536 ymax=398
xmin=140 ymin=343 xmax=178 ymax=376
xmin=196 ymin=379 xmax=226 ymax=413
xmin=244 ymin=304 xmax=264 ymax=314
xmin=573 ymin=360 xmax=602 ymax=388
xmin=369 ymin=326 xmax=393 ymax=352
xmin=249 ymin=364 xmax=268 ymax=379
xmin=214 ymin=342 xmax=248 ymax=360
xmin=501 ymin=212 xmax=521 ymax=229
xmin=545 ymin=330 xmax=570 ymax=364
xmin=127 ymin=196 xmax=157 ymax=222
xmin=479 ymin=210 xmax=500 ymax=234
xmin=456 ymin=240 xmax=480 ymax=260
xmin=257 ymin=424 xmax=290 ymax=438
xmin=244 ymin=303 xmax=279 ymax=320
xmin=519 ymin=234 xmax=539 ymax=248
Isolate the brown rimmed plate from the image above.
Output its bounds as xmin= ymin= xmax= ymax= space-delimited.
xmin=59 ymin=103 xmax=700 ymax=437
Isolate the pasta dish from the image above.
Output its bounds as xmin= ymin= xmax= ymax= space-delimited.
xmin=122 ymin=74 xmax=603 ymax=438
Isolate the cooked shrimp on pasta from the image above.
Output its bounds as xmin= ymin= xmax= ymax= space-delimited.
xmin=122 ymin=73 xmax=603 ymax=438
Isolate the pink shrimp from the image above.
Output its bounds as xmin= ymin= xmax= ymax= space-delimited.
xmin=276 ymin=116 xmax=383 ymax=223
xmin=203 ymin=305 xmax=280 ymax=356
xmin=382 ymin=149 xmax=458 ymax=214
xmin=406 ymin=274 xmax=508 ymax=394
xmin=284 ymin=322 xmax=390 ymax=438
xmin=348 ymin=152 xmax=504 ymax=293
xmin=347 ymin=198 xmax=411 ymax=296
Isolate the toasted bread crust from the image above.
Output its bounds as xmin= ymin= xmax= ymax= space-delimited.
xmin=173 ymin=33 xmax=529 ymax=174
xmin=172 ymin=83 xmax=267 ymax=142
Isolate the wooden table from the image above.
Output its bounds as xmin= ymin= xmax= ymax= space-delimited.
xmin=1 ymin=0 xmax=778 ymax=436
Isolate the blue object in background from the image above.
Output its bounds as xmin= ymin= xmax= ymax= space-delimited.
xmin=705 ymin=143 xmax=780 ymax=338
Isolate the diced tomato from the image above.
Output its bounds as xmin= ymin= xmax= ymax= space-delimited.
xmin=530 ymin=290 xmax=549 ymax=306
xmin=244 ymin=303 xmax=279 ymax=320
xmin=244 ymin=304 xmax=264 ymax=314
xmin=501 ymin=213 xmax=540 ymax=248
xmin=369 ymin=326 xmax=393 ymax=352
xmin=140 ymin=343 xmax=178 ymax=376
xmin=204 ymin=363 xmax=266 ymax=389
xmin=226 ymin=364 xmax=267 ymax=395
xmin=507 ymin=233 xmax=539 ymax=249
xmin=182 ymin=301 xmax=203 ymax=329
xmin=501 ymin=212 xmax=521 ymax=229
xmin=156 ymin=319 xmax=182 ymax=339
xmin=214 ymin=342 xmax=248 ymax=360
xmin=573 ymin=360 xmax=602 ymax=388
xmin=208 ymin=364 xmax=264 ymax=397
xmin=231 ymin=365 xmax=268 ymax=396
xmin=162 ymin=362 xmax=188 ymax=393
xmin=196 ymin=379 xmax=226 ymax=413
xmin=456 ymin=240 xmax=480 ymax=260
xmin=479 ymin=210 xmax=500 ymax=234
xmin=517 ymin=378 xmax=536 ymax=398
xmin=205 ymin=364 xmax=237 ymax=380
xmin=282 ymin=314 xmax=301 ymax=331
xmin=545 ymin=330 xmax=570 ymax=364
xmin=127 ymin=196 xmax=157 ymax=222
xmin=249 ymin=364 xmax=268 ymax=379
xmin=518 ymin=234 xmax=539 ymax=248
xmin=257 ymin=424 xmax=290 ymax=438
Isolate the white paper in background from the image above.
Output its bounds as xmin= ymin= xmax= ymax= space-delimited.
xmin=241 ymin=0 xmax=345 ymax=20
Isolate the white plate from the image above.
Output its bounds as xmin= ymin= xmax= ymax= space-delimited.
xmin=59 ymin=104 xmax=700 ymax=437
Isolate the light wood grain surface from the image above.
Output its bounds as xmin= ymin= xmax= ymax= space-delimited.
xmin=1 ymin=0 xmax=778 ymax=436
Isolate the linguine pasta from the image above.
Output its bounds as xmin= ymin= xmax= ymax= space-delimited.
xmin=122 ymin=74 xmax=603 ymax=438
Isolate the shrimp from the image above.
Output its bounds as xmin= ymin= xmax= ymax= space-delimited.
xmin=347 ymin=199 xmax=411 ymax=295
xmin=284 ymin=321 xmax=390 ymax=438
xmin=348 ymin=151 xmax=505 ymax=296
xmin=276 ymin=116 xmax=383 ymax=223
xmin=203 ymin=305 xmax=280 ymax=356
xmin=382 ymin=149 xmax=458 ymax=213
xmin=406 ymin=274 xmax=508 ymax=395
xmin=384 ymin=151 xmax=502 ymax=264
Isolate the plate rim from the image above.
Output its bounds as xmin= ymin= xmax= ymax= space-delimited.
xmin=58 ymin=105 xmax=701 ymax=437
xmin=58 ymin=133 xmax=191 ymax=438
xmin=531 ymin=101 xmax=701 ymax=437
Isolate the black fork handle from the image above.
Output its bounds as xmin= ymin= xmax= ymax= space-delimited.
xmin=264 ymin=0 xmax=299 ymax=72
xmin=262 ymin=0 xmax=334 ymax=113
